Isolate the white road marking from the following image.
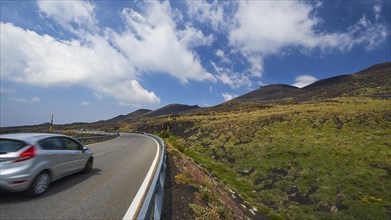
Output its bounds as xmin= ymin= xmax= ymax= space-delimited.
xmin=122 ymin=136 xmax=160 ymax=220
xmin=90 ymin=134 xmax=122 ymax=157
xmin=94 ymin=148 xmax=119 ymax=157
xmin=87 ymin=134 xmax=122 ymax=147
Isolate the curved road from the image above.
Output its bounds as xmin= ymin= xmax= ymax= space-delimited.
xmin=0 ymin=133 xmax=159 ymax=219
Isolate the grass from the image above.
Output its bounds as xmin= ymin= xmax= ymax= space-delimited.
xmin=157 ymin=97 xmax=391 ymax=219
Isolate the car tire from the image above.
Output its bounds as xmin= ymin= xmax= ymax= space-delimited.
xmin=27 ymin=171 xmax=50 ymax=197
xmin=82 ymin=158 xmax=93 ymax=174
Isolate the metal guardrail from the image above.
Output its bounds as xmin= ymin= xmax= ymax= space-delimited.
xmin=77 ymin=134 xmax=119 ymax=144
xmin=73 ymin=130 xmax=119 ymax=136
xmin=136 ymin=133 xmax=167 ymax=220
xmin=74 ymin=130 xmax=120 ymax=144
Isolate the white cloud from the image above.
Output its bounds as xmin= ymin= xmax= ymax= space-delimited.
xmin=1 ymin=0 xmax=389 ymax=105
xmin=373 ymin=1 xmax=381 ymax=21
xmin=93 ymin=92 xmax=104 ymax=100
xmin=1 ymin=1 xmax=217 ymax=106
xmin=344 ymin=16 xmax=389 ymax=51
xmin=178 ymin=26 xmax=214 ymax=48
xmin=221 ymin=92 xmax=238 ymax=101
xmin=187 ymin=0 xmax=224 ymax=30
xmin=31 ymin=97 xmax=41 ymax=103
xmin=247 ymin=55 xmax=263 ymax=77
xmin=100 ymin=80 xmax=160 ymax=106
xmin=9 ymin=96 xmax=40 ymax=103
xmin=215 ymin=49 xmax=231 ymax=64
xmin=0 ymin=22 xmax=156 ymax=106
xmin=292 ymin=75 xmax=317 ymax=88
xmin=37 ymin=0 xmax=97 ymax=34
xmin=209 ymin=86 xmax=214 ymax=93
xmin=211 ymin=62 xmax=252 ymax=89
xmin=230 ymin=1 xmax=318 ymax=56
xmin=228 ymin=1 xmax=389 ymax=77
xmin=0 ymin=87 xmax=13 ymax=95
xmin=11 ymin=97 xmax=28 ymax=103
xmin=110 ymin=2 xmax=215 ymax=84
xmin=81 ymin=101 xmax=91 ymax=106
xmin=217 ymin=73 xmax=251 ymax=89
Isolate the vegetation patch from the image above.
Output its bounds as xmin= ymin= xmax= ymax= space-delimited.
xmin=152 ymin=97 xmax=391 ymax=219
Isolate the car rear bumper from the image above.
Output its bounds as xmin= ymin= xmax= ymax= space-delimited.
xmin=0 ymin=173 xmax=33 ymax=192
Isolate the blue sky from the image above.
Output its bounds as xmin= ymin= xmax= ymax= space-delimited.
xmin=1 ymin=0 xmax=390 ymax=127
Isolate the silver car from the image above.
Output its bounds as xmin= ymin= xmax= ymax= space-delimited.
xmin=0 ymin=133 xmax=93 ymax=197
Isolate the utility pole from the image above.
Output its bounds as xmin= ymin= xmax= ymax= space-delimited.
xmin=50 ymin=114 xmax=54 ymax=133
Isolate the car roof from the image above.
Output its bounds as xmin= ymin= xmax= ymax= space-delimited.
xmin=0 ymin=133 xmax=67 ymax=143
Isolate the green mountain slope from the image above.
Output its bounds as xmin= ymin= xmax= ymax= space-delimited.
xmin=138 ymin=63 xmax=391 ymax=219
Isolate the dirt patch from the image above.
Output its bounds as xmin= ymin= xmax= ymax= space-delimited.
xmin=254 ymin=166 xmax=290 ymax=188
xmin=288 ymin=185 xmax=319 ymax=205
xmin=212 ymin=149 xmax=221 ymax=160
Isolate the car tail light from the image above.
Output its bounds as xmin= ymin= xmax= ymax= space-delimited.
xmin=14 ymin=146 xmax=36 ymax=163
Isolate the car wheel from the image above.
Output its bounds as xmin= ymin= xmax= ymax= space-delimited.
xmin=82 ymin=158 xmax=93 ymax=174
xmin=28 ymin=171 xmax=50 ymax=197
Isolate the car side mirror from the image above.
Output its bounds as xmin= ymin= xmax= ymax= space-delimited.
xmin=82 ymin=146 xmax=88 ymax=153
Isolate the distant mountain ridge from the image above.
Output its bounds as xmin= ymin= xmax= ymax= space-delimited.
xmin=226 ymin=62 xmax=391 ymax=105
xmin=110 ymin=62 xmax=390 ymax=122
xmin=145 ymin=104 xmax=200 ymax=117
xmin=106 ymin=104 xmax=200 ymax=123
xmin=234 ymin=84 xmax=299 ymax=102
xmin=106 ymin=109 xmax=152 ymax=122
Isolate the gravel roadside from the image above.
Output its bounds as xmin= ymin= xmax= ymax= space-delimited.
xmin=162 ymin=151 xmax=196 ymax=219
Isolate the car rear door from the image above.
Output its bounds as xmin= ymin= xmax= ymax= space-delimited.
xmin=38 ymin=137 xmax=69 ymax=179
xmin=59 ymin=137 xmax=85 ymax=174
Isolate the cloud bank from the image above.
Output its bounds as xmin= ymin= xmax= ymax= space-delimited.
xmin=1 ymin=1 xmax=215 ymax=106
xmin=1 ymin=0 xmax=389 ymax=106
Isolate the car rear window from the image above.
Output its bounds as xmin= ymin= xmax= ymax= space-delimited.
xmin=0 ymin=139 xmax=28 ymax=153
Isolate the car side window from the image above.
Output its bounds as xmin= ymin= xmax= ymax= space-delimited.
xmin=39 ymin=137 xmax=63 ymax=150
xmin=61 ymin=138 xmax=81 ymax=151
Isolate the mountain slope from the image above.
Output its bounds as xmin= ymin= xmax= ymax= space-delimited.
xmin=158 ymin=97 xmax=391 ymax=219
xmin=145 ymin=104 xmax=201 ymax=118
xmin=298 ymin=62 xmax=391 ymax=100
xmin=106 ymin=109 xmax=152 ymax=122
xmin=135 ymin=62 xmax=391 ymax=219
xmin=235 ymin=84 xmax=299 ymax=102
xmin=225 ymin=62 xmax=391 ymax=105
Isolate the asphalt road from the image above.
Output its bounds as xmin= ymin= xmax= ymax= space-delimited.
xmin=0 ymin=133 xmax=158 ymax=220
